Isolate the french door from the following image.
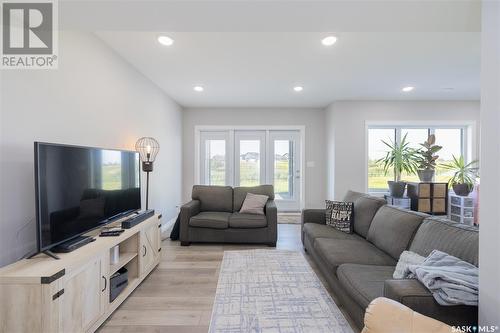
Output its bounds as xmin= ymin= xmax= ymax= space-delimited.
xmin=268 ymin=131 xmax=301 ymax=211
xmin=199 ymin=129 xmax=302 ymax=211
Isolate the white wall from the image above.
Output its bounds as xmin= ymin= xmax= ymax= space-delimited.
xmin=182 ymin=108 xmax=326 ymax=209
xmin=0 ymin=31 xmax=182 ymax=267
xmin=325 ymin=101 xmax=480 ymax=199
xmin=479 ymin=1 xmax=500 ymax=325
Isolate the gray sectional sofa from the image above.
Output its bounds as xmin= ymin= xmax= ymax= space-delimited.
xmin=302 ymin=190 xmax=478 ymax=330
xmin=180 ymin=185 xmax=277 ymax=246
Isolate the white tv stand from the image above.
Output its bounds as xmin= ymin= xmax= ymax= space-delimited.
xmin=0 ymin=214 xmax=162 ymax=333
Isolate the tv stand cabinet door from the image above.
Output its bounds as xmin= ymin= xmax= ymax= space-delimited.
xmin=60 ymin=256 xmax=104 ymax=333
xmin=139 ymin=220 xmax=160 ymax=276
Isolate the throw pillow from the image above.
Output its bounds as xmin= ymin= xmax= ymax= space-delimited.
xmin=239 ymin=193 xmax=269 ymax=215
xmin=325 ymin=200 xmax=354 ymax=233
xmin=393 ymin=250 xmax=426 ymax=279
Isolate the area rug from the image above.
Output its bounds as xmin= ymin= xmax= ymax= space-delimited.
xmin=209 ymin=249 xmax=353 ymax=333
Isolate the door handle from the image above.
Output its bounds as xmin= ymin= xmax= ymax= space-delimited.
xmin=142 ymin=245 xmax=147 ymax=257
xmin=102 ymin=276 xmax=107 ymax=292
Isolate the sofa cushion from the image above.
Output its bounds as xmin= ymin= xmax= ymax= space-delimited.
xmin=303 ymin=223 xmax=364 ymax=245
xmin=342 ymin=191 xmax=386 ymax=238
xmin=314 ymin=238 xmax=396 ymax=274
xmin=192 ymin=185 xmax=233 ymax=212
xmin=233 ymin=185 xmax=275 ymax=212
xmin=337 ymin=264 xmax=395 ymax=308
xmin=229 ymin=213 xmax=267 ymax=228
xmin=367 ymin=206 xmax=427 ymax=260
xmin=409 ymin=217 xmax=479 ymax=266
xmin=189 ymin=212 xmax=231 ymax=229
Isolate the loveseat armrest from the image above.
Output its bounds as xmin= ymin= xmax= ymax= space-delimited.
xmin=265 ymin=200 xmax=277 ymax=245
xmin=362 ymin=297 xmax=452 ymax=333
xmin=180 ymin=200 xmax=200 ymax=243
xmin=384 ymin=279 xmax=478 ymax=327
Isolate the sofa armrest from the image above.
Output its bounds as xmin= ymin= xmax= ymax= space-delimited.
xmin=384 ymin=279 xmax=478 ymax=327
xmin=180 ymin=200 xmax=200 ymax=242
xmin=362 ymin=297 xmax=452 ymax=333
xmin=265 ymin=200 xmax=277 ymax=245
xmin=301 ymin=209 xmax=326 ymax=226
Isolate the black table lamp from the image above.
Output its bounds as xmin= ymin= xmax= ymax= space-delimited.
xmin=135 ymin=137 xmax=160 ymax=210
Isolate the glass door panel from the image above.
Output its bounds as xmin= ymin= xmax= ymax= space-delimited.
xmin=200 ymin=131 xmax=230 ymax=185
xmin=273 ymin=140 xmax=293 ymax=199
xmin=235 ymin=131 xmax=265 ymax=186
xmin=268 ymin=131 xmax=301 ymax=211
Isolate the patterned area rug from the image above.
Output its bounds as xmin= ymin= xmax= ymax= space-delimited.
xmin=209 ymin=250 xmax=353 ymax=333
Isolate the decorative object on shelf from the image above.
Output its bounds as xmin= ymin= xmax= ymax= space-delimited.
xmin=442 ymin=155 xmax=479 ymax=197
xmin=384 ymin=195 xmax=411 ymax=210
xmin=407 ymin=182 xmax=448 ymax=215
xmin=416 ymin=134 xmax=442 ymax=182
xmin=449 ymin=193 xmax=476 ymax=226
xmin=377 ymin=133 xmax=419 ymax=197
xmin=135 ymin=137 xmax=160 ymax=210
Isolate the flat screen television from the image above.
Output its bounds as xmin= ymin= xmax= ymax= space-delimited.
xmin=34 ymin=142 xmax=141 ymax=252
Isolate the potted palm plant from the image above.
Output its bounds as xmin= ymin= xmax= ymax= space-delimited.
xmin=416 ymin=134 xmax=442 ymax=182
xmin=443 ymin=155 xmax=479 ymax=196
xmin=377 ymin=133 xmax=419 ymax=197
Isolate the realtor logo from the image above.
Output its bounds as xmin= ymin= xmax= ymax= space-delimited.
xmin=1 ymin=0 xmax=58 ymax=69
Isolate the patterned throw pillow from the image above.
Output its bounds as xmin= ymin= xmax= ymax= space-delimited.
xmin=325 ymin=200 xmax=354 ymax=233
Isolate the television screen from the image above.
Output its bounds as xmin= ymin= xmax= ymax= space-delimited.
xmin=35 ymin=142 xmax=141 ymax=251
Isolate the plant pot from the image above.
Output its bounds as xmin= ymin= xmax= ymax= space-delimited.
xmin=417 ymin=169 xmax=435 ymax=182
xmin=388 ymin=181 xmax=406 ymax=197
xmin=452 ymin=183 xmax=473 ymax=197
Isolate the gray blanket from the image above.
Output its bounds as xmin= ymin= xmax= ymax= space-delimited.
xmin=408 ymin=250 xmax=478 ymax=306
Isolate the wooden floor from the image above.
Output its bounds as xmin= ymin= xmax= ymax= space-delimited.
xmin=98 ymin=224 xmax=356 ymax=333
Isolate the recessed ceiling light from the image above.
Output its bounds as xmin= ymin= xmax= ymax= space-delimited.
xmin=157 ymin=35 xmax=174 ymax=46
xmin=321 ymin=36 xmax=337 ymax=46
xmin=293 ymin=86 xmax=304 ymax=92
xmin=402 ymin=86 xmax=415 ymax=92
xmin=193 ymin=86 xmax=204 ymax=92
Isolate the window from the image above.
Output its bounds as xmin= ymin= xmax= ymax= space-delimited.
xmin=367 ymin=125 xmax=469 ymax=192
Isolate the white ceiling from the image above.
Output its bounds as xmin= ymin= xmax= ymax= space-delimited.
xmin=81 ymin=1 xmax=480 ymax=108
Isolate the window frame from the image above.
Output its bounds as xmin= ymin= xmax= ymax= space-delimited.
xmin=365 ymin=121 xmax=476 ymax=194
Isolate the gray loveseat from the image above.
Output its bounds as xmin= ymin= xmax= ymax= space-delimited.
xmin=180 ymin=185 xmax=277 ymax=246
xmin=302 ymin=190 xmax=478 ymax=330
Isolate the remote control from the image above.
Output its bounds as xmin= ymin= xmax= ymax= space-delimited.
xmin=99 ymin=231 xmax=122 ymax=237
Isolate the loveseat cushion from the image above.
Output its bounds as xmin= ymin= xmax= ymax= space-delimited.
xmin=229 ymin=212 xmax=267 ymax=228
xmin=233 ymin=185 xmax=275 ymax=212
xmin=343 ymin=190 xmax=386 ymax=238
xmin=409 ymin=217 xmax=479 ymax=266
xmin=189 ymin=211 xmax=231 ymax=229
xmin=337 ymin=264 xmax=395 ymax=308
xmin=192 ymin=185 xmax=233 ymax=212
xmin=367 ymin=206 xmax=427 ymax=260
xmin=314 ymin=238 xmax=396 ymax=274
xmin=303 ymin=223 xmax=364 ymax=246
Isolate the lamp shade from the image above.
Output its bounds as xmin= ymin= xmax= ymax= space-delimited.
xmin=135 ymin=137 xmax=160 ymax=163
